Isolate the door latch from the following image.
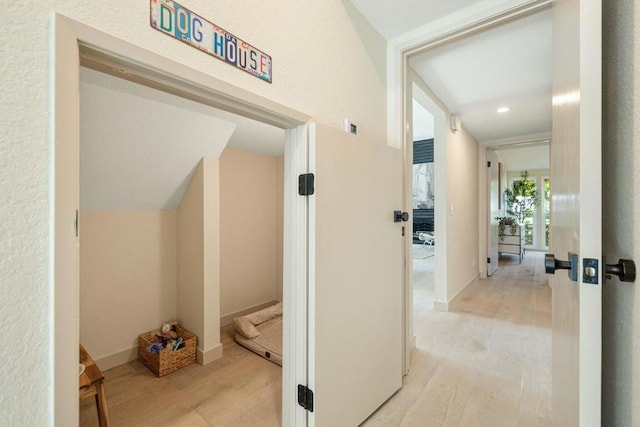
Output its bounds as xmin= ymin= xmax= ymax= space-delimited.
xmin=582 ymin=258 xmax=599 ymax=285
xmin=394 ymin=211 xmax=409 ymax=223
xmin=605 ymin=258 xmax=636 ymax=282
xmin=545 ymin=252 xmax=578 ymax=282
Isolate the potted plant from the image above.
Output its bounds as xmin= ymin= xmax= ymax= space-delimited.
xmin=504 ymin=170 xmax=541 ymax=224
xmin=497 ymin=216 xmax=518 ymax=241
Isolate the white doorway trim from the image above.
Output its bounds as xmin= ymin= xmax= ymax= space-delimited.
xmin=53 ymin=14 xmax=311 ymax=426
xmin=405 ymin=78 xmax=448 ymax=371
xmin=478 ymin=135 xmax=551 ymax=278
xmin=389 ymin=0 xmax=552 ymax=374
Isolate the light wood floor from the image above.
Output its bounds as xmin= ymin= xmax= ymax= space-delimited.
xmin=81 ymin=251 xmax=550 ymax=426
xmin=80 ymin=326 xmax=282 ymax=426
xmin=363 ymin=251 xmax=551 ymax=426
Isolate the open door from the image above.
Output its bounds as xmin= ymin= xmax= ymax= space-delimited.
xmin=308 ymin=124 xmax=403 ymax=426
xmin=548 ymin=0 xmax=602 ymax=425
xmin=488 ymin=151 xmax=499 ymax=276
xmin=53 ymin=15 xmax=81 ymax=427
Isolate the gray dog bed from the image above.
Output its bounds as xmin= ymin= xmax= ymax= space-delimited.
xmin=233 ymin=303 xmax=282 ymax=366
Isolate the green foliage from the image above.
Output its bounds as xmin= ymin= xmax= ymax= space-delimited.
xmin=497 ymin=216 xmax=518 ymax=241
xmin=504 ymin=170 xmax=541 ymax=224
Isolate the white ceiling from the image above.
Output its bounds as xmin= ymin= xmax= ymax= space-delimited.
xmin=410 ymin=10 xmax=552 ymax=142
xmin=351 ymin=1 xmax=553 ymax=143
xmin=496 ymin=144 xmax=549 ymax=172
xmin=80 ymin=67 xmax=284 ymax=210
xmin=350 ymin=0 xmax=485 ymax=40
xmin=413 ymin=99 xmax=434 ymax=140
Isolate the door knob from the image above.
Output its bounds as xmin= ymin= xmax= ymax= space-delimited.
xmin=545 ymin=253 xmax=578 ymax=282
xmin=394 ymin=211 xmax=409 ymax=223
xmin=605 ymin=259 xmax=636 ymax=282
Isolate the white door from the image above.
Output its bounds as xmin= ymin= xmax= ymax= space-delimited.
xmin=550 ymin=0 xmax=602 ymax=425
xmin=53 ymin=15 xmax=81 ymax=427
xmin=308 ymin=124 xmax=403 ymax=426
xmin=488 ymin=151 xmax=499 ymax=276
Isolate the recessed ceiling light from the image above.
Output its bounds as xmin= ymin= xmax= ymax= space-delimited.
xmin=497 ymin=106 xmax=510 ymax=114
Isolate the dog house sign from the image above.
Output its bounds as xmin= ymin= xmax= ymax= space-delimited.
xmin=150 ymin=0 xmax=272 ymax=83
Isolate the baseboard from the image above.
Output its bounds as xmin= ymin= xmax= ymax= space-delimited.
xmin=197 ymin=342 xmax=223 ymax=365
xmin=433 ymin=274 xmax=479 ymax=312
xmin=95 ymin=346 xmax=138 ymax=371
xmin=433 ymin=300 xmax=450 ymax=312
xmin=220 ymin=299 xmax=280 ymax=326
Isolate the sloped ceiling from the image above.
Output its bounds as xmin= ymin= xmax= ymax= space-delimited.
xmin=409 ymin=9 xmax=552 ymax=142
xmin=80 ymin=67 xmax=284 ymax=210
xmin=349 ymin=1 xmax=552 ymax=143
xmin=349 ymin=0 xmax=485 ymax=39
xmin=413 ymin=99 xmax=434 ymax=141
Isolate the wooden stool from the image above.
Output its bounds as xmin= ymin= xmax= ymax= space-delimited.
xmin=79 ymin=345 xmax=110 ymax=427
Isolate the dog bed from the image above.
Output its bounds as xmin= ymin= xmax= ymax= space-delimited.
xmin=233 ymin=303 xmax=282 ymax=366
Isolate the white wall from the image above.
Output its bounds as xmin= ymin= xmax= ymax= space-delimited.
xmin=177 ymin=160 xmax=206 ymax=359
xmin=275 ymin=156 xmax=285 ymax=302
xmin=79 ymin=66 xmax=233 ymax=210
xmin=412 ymin=71 xmax=480 ymax=308
xmin=219 ymin=148 xmax=283 ymax=318
xmin=80 ymin=149 xmax=285 ymax=368
xmin=1 ymin=1 xmax=387 ymax=423
xmin=177 ymin=158 xmax=222 ymax=365
xmin=602 ymin=1 xmax=640 ymax=423
xmin=79 ymin=210 xmax=177 ymax=369
xmin=445 ymin=125 xmax=480 ymax=302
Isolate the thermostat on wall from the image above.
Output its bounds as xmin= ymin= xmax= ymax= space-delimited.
xmin=344 ymin=119 xmax=359 ymax=135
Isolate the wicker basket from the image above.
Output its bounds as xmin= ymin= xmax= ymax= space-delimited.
xmin=138 ymin=325 xmax=197 ymax=377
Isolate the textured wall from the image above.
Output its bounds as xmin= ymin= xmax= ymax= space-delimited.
xmin=275 ymin=155 xmax=285 ymax=302
xmin=219 ymin=148 xmax=282 ymax=316
xmin=0 ymin=3 xmax=52 ymax=426
xmin=177 ymin=157 xmax=223 ymax=362
xmin=79 ymin=210 xmax=178 ymax=367
xmin=0 ymin=1 xmax=386 ymax=423
xmin=60 ymin=0 xmax=388 ymax=143
xmin=79 ymin=67 xmax=234 ymax=210
xmin=177 ymin=160 xmax=206 ymax=352
xmin=9 ymin=0 xmax=603 ymax=423
xmin=602 ymin=1 xmax=640 ymax=425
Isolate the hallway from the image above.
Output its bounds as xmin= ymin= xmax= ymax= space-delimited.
xmin=363 ymin=251 xmax=551 ymax=426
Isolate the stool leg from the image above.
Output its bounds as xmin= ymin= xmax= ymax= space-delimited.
xmin=95 ymin=382 xmax=110 ymax=427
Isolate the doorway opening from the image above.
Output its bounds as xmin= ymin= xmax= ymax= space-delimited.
xmin=485 ymin=141 xmax=550 ymax=273
xmin=411 ymin=97 xmax=437 ymax=331
xmin=395 ymin=2 xmax=553 ymax=423
xmin=53 ymin=15 xmax=312 ymax=426
xmin=77 ymin=64 xmax=290 ymax=424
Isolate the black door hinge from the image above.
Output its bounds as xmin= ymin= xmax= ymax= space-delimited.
xmin=298 ymin=384 xmax=314 ymax=412
xmin=487 ymin=257 xmax=491 ymax=264
xmin=487 ymin=161 xmax=491 ymax=167
xmin=298 ymin=173 xmax=315 ymax=196
xmin=75 ymin=209 xmax=79 ymax=237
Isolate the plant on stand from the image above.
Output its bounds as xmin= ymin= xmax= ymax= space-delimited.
xmin=502 ymin=170 xmax=541 ymax=244
xmin=497 ymin=216 xmax=518 ymax=242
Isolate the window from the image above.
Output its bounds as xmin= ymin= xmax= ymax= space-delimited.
xmin=505 ymin=171 xmax=548 ymax=249
xmin=544 ymin=177 xmax=550 ymax=247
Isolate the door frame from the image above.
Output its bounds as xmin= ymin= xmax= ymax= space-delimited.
xmin=487 ymin=150 xmax=500 ymax=276
xmin=389 ymin=0 xmax=553 ymax=371
xmin=477 ymin=136 xmax=551 ymax=278
xmin=53 ymin=14 xmax=312 ymax=426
